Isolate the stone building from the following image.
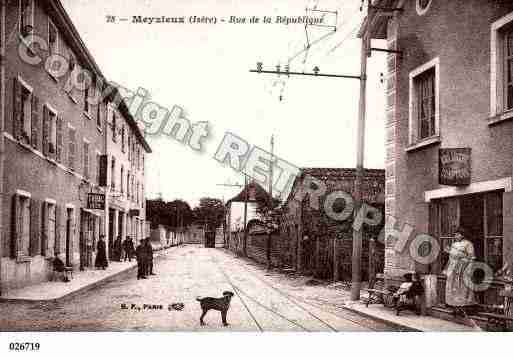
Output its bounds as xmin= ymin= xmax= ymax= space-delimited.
xmin=280 ymin=168 xmax=385 ymax=281
xmin=104 ymin=89 xmax=151 ymax=258
xmin=0 ymin=0 xmax=150 ymax=293
xmin=360 ymin=0 xmax=513 ymax=308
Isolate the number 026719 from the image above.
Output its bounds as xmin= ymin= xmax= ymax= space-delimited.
xmin=9 ymin=342 xmax=40 ymax=351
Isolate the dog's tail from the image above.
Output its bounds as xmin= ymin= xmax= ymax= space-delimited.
xmin=196 ymin=296 xmax=202 ymax=301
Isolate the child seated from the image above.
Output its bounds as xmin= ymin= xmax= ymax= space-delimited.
xmin=393 ymin=273 xmax=423 ymax=315
xmin=53 ymin=256 xmax=70 ymax=282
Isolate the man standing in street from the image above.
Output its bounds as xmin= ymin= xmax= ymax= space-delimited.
xmin=144 ymin=238 xmax=156 ymax=276
xmin=136 ymin=240 xmax=147 ymax=280
xmin=124 ymin=236 xmax=135 ymax=262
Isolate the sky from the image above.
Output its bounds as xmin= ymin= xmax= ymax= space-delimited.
xmin=61 ymin=0 xmax=387 ymax=206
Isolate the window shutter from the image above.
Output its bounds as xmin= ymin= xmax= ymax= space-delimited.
xmin=84 ymin=142 xmax=89 ymax=179
xmin=31 ymin=94 xmax=39 ymax=149
xmin=69 ymin=127 xmax=76 ymax=170
xmin=13 ymin=78 xmax=22 ymax=139
xmin=55 ymin=205 xmax=62 ymax=255
xmin=29 ymin=198 xmax=40 ymax=256
xmin=56 ymin=116 xmax=63 ymax=162
xmin=42 ymin=106 xmax=49 ymax=156
xmin=97 ymin=101 xmax=102 ymax=128
xmin=10 ymin=194 xmax=19 ymax=258
xmin=41 ymin=202 xmax=47 ymax=256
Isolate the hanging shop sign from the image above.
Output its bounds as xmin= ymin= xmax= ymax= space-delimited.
xmin=87 ymin=193 xmax=105 ymax=209
xmin=439 ymin=148 xmax=471 ymax=186
xmin=129 ymin=209 xmax=140 ymax=216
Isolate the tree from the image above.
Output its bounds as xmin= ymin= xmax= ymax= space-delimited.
xmin=192 ymin=197 xmax=225 ymax=231
xmin=146 ymin=198 xmax=193 ymax=228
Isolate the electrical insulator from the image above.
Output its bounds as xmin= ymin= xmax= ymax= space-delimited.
xmin=256 ymin=62 xmax=263 ymax=73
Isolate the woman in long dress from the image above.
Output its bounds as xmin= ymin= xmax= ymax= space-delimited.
xmin=95 ymin=235 xmax=109 ymax=270
xmin=445 ymin=227 xmax=476 ymax=313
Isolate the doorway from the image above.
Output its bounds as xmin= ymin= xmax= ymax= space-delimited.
xmin=108 ymin=209 xmax=115 ymax=260
xmin=65 ymin=208 xmax=73 ymax=267
xmin=460 ymin=194 xmax=485 ymax=262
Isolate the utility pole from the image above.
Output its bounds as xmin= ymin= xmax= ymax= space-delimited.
xmin=217 ymin=181 xmax=244 ymax=249
xmin=243 ymin=173 xmax=248 ymax=257
xmin=269 ymin=135 xmax=274 ymax=199
xmin=350 ymin=26 xmax=369 ymax=301
xmin=249 ymin=29 xmax=368 ymax=298
xmin=267 ymin=135 xmax=274 ymax=269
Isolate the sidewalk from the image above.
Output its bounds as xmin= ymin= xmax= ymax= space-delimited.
xmin=0 ymin=246 xmax=176 ymax=303
xmin=342 ymin=300 xmax=480 ymax=332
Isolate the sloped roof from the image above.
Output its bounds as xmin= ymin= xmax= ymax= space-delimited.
xmin=227 ymin=181 xmax=271 ymax=205
xmin=283 ymin=167 xmax=385 ymax=208
xmin=357 ymin=0 xmax=401 ymax=40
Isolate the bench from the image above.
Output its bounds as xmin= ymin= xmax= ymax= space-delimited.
xmin=364 ymin=275 xmax=395 ymax=308
xmin=52 ymin=262 xmax=73 ymax=282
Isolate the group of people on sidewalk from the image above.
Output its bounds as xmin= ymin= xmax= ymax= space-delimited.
xmin=111 ymin=236 xmax=136 ymax=262
xmin=94 ymin=235 xmax=136 ymax=270
xmin=94 ymin=235 xmax=156 ymax=279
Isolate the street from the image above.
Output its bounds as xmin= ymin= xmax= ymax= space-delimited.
xmin=0 ymin=245 xmax=398 ymax=331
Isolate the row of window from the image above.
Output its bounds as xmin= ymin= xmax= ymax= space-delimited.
xmin=408 ymin=12 xmax=513 ymax=146
xmin=20 ymin=0 xmax=102 ymax=128
xmin=11 ymin=193 xmax=73 ymax=260
xmin=110 ymin=157 xmax=144 ymax=205
xmin=109 ymin=107 xmax=145 ymax=172
xmin=12 ymin=76 xmax=145 ymax=207
xmin=12 ymin=77 xmax=99 ymax=182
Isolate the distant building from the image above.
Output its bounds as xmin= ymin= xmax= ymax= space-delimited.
xmin=150 ymin=224 xmax=181 ymax=248
xmin=225 ymin=181 xmax=270 ymax=254
xmin=185 ymin=223 xmax=204 ymax=245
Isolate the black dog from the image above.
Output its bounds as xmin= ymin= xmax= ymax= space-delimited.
xmin=196 ymin=291 xmax=234 ymax=326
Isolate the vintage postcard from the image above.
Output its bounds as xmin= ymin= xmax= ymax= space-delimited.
xmin=0 ymin=0 xmax=512 ymax=357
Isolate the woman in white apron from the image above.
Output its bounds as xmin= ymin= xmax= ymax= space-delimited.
xmin=445 ymin=227 xmax=477 ymax=314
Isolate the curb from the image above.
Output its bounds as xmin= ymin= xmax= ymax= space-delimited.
xmin=0 ymin=246 xmax=177 ymax=304
xmin=340 ymin=304 xmax=422 ymax=332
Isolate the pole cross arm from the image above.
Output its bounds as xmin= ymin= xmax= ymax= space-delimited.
xmin=249 ymin=69 xmax=361 ymax=80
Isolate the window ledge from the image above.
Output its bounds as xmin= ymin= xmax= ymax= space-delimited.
xmin=488 ymin=111 xmax=513 ymax=126
xmin=405 ymin=136 xmax=441 ymax=153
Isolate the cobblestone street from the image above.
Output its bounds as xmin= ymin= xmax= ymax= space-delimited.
xmin=0 ymin=245 xmax=397 ymax=331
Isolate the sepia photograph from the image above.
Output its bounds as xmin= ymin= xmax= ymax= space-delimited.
xmin=0 ymin=0 xmax=512 ymax=357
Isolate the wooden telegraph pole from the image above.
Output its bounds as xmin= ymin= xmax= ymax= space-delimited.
xmin=216 ymin=181 xmax=244 ymax=251
xmin=243 ymin=173 xmax=248 ymax=256
xmin=267 ymin=135 xmax=274 ymax=269
xmin=350 ymin=30 xmax=369 ymax=301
